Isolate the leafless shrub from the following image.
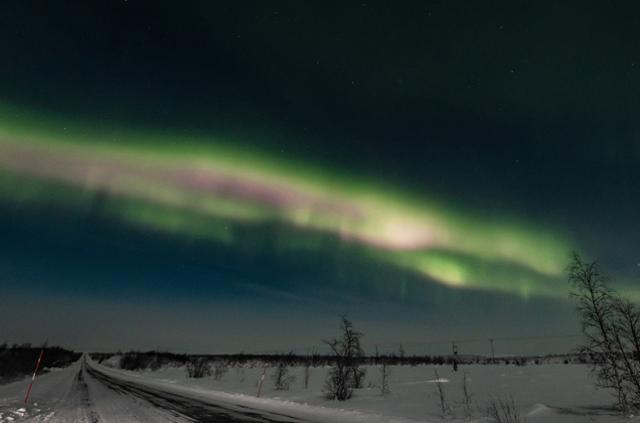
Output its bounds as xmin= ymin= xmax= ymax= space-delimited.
xmin=460 ymin=372 xmax=473 ymax=419
xmin=380 ymin=363 xmax=390 ymax=395
xmin=433 ymin=367 xmax=450 ymax=417
xmin=212 ymin=360 xmax=228 ymax=381
xmin=324 ymin=350 xmax=351 ymax=400
xmin=486 ymin=395 xmax=524 ymax=423
xmin=149 ymin=355 xmax=161 ymax=371
xmin=235 ymin=365 xmax=246 ymax=383
xmin=272 ymin=361 xmax=295 ymax=390
xmin=186 ymin=357 xmax=210 ymax=378
xmin=303 ymin=363 xmax=311 ymax=389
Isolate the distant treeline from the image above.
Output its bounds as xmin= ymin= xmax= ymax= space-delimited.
xmin=91 ymin=350 xmax=592 ymax=372
xmin=0 ymin=344 xmax=81 ymax=382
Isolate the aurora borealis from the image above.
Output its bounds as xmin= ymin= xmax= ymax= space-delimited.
xmin=0 ymin=2 xmax=638 ymax=353
xmin=0 ymin=107 xmax=572 ymax=298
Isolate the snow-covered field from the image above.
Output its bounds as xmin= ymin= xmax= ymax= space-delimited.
xmin=0 ymin=356 xmax=636 ymax=422
xmin=101 ymin=357 xmax=634 ymax=422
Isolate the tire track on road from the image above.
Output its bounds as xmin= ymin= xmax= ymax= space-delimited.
xmin=85 ymin=364 xmax=305 ymax=423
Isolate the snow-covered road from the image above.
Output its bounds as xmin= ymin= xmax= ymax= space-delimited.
xmin=0 ymin=357 xmax=307 ymax=423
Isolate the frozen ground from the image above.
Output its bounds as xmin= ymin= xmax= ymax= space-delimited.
xmin=100 ymin=356 xmax=639 ymax=423
xmin=1 ymin=355 xmax=638 ymax=422
xmin=0 ymin=356 xmax=419 ymax=422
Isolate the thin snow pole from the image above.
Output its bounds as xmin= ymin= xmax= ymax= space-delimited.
xmin=489 ymin=338 xmax=495 ymax=361
xmin=24 ymin=348 xmax=44 ymax=404
xmin=256 ymin=367 xmax=266 ymax=397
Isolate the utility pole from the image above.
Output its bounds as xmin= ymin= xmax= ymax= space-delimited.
xmin=452 ymin=342 xmax=458 ymax=372
xmin=489 ymin=338 xmax=495 ymax=362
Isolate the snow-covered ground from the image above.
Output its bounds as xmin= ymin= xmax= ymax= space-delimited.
xmin=0 ymin=356 xmax=637 ymax=422
xmin=0 ymin=357 xmax=423 ymax=422
xmin=99 ymin=357 xmax=636 ymax=423
xmin=0 ymin=360 xmax=208 ymax=422
xmin=89 ymin=358 xmax=425 ymax=423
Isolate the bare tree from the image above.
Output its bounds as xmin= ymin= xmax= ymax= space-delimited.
xmin=613 ymin=299 xmax=640 ymax=361
xmin=568 ymin=253 xmax=640 ymax=412
xmin=611 ymin=298 xmax=640 ymax=407
xmin=324 ymin=338 xmax=351 ymax=400
xmin=323 ymin=316 xmax=365 ymax=400
xmin=344 ymin=318 xmax=366 ymax=389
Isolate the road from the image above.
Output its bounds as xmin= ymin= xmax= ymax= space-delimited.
xmin=0 ymin=357 xmax=307 ymax=423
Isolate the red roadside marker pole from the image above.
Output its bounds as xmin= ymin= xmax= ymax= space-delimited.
xmin=24 ymin=348 xmax=44 ymax=404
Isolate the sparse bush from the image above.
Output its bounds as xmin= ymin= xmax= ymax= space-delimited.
xmin=325 ymin=362 xmax=350 ymax=400
xmin=303 ymin=363 xmax=311 ymax=389
xmin=272 ymin=362 xmax=295 ymax=390
xmin=380 ymin=363 xmax=390 ymax=395
xmin=186 ymin=357 xmax=211 ymax=378
xmin=486 ymin=395 xmax=524 ymax=423
xmin=460 ymin=372 xmax=474 ymax=419
xmin=120 ymin=352 xmax=152 ymax=371
xmin=433 ymin=367 xmax=450 ymax=417
xmin=351 ymin=364 xmax=366 ymax=389
xmin=235 ymin=365 xmax=246 ymax=383
xmin=212 ymin=360 xmax=228 ymax=380
xmin=149 ymin=354 xmax=162 ymax=371
xmin=0 ymin=345 xmax=80 ymax=382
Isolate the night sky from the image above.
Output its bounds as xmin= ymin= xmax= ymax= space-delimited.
xmin=0 ymin=2 xmax=638 ymax=355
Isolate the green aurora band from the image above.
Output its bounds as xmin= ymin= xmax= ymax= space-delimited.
xmin=0 ymin=105 xmax=574 ymax=299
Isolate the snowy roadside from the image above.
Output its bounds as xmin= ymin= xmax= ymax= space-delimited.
xmin=92 ymin=356 xmax=639 ymax=423
xmin=0 ymin=363 xmax=79 ymax=423
xmin=88 ymin=358 xmax=429 ymax=423
xmin=0 ymin=357 xmax=634 ymax=422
